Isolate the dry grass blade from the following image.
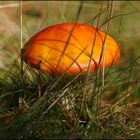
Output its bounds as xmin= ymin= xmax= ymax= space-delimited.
xmin=86 ymin=0 xmax=104 ymax=83
xmin=19 ymin=0 xmax=24 ymax=82
xmin=76 ymin=1 xmax=84 ymax=22
xmin=42 ymin=88 xmax=68 ymax=114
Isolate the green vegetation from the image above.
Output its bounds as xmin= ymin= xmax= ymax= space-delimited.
xmin=0 ymin=1 xmax=140 ymax=139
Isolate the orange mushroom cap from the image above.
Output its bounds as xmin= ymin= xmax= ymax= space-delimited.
xmin=21 ymin=23 xmax=120 ymax=75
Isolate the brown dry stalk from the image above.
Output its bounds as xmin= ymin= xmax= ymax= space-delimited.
xmin=19 ymin=0 xmax=24 ymax=82
xmin=101 ymin=1 xmax=114 ymax=87
xmin=86 ymin=0 xmax=104 ymax=83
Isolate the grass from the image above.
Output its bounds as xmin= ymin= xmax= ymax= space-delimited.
xmin=0 ymin=1 xmax=140 ymax=139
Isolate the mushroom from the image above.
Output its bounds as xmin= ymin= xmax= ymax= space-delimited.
xmin=21 ymin=23 xmax=120 ymax=76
